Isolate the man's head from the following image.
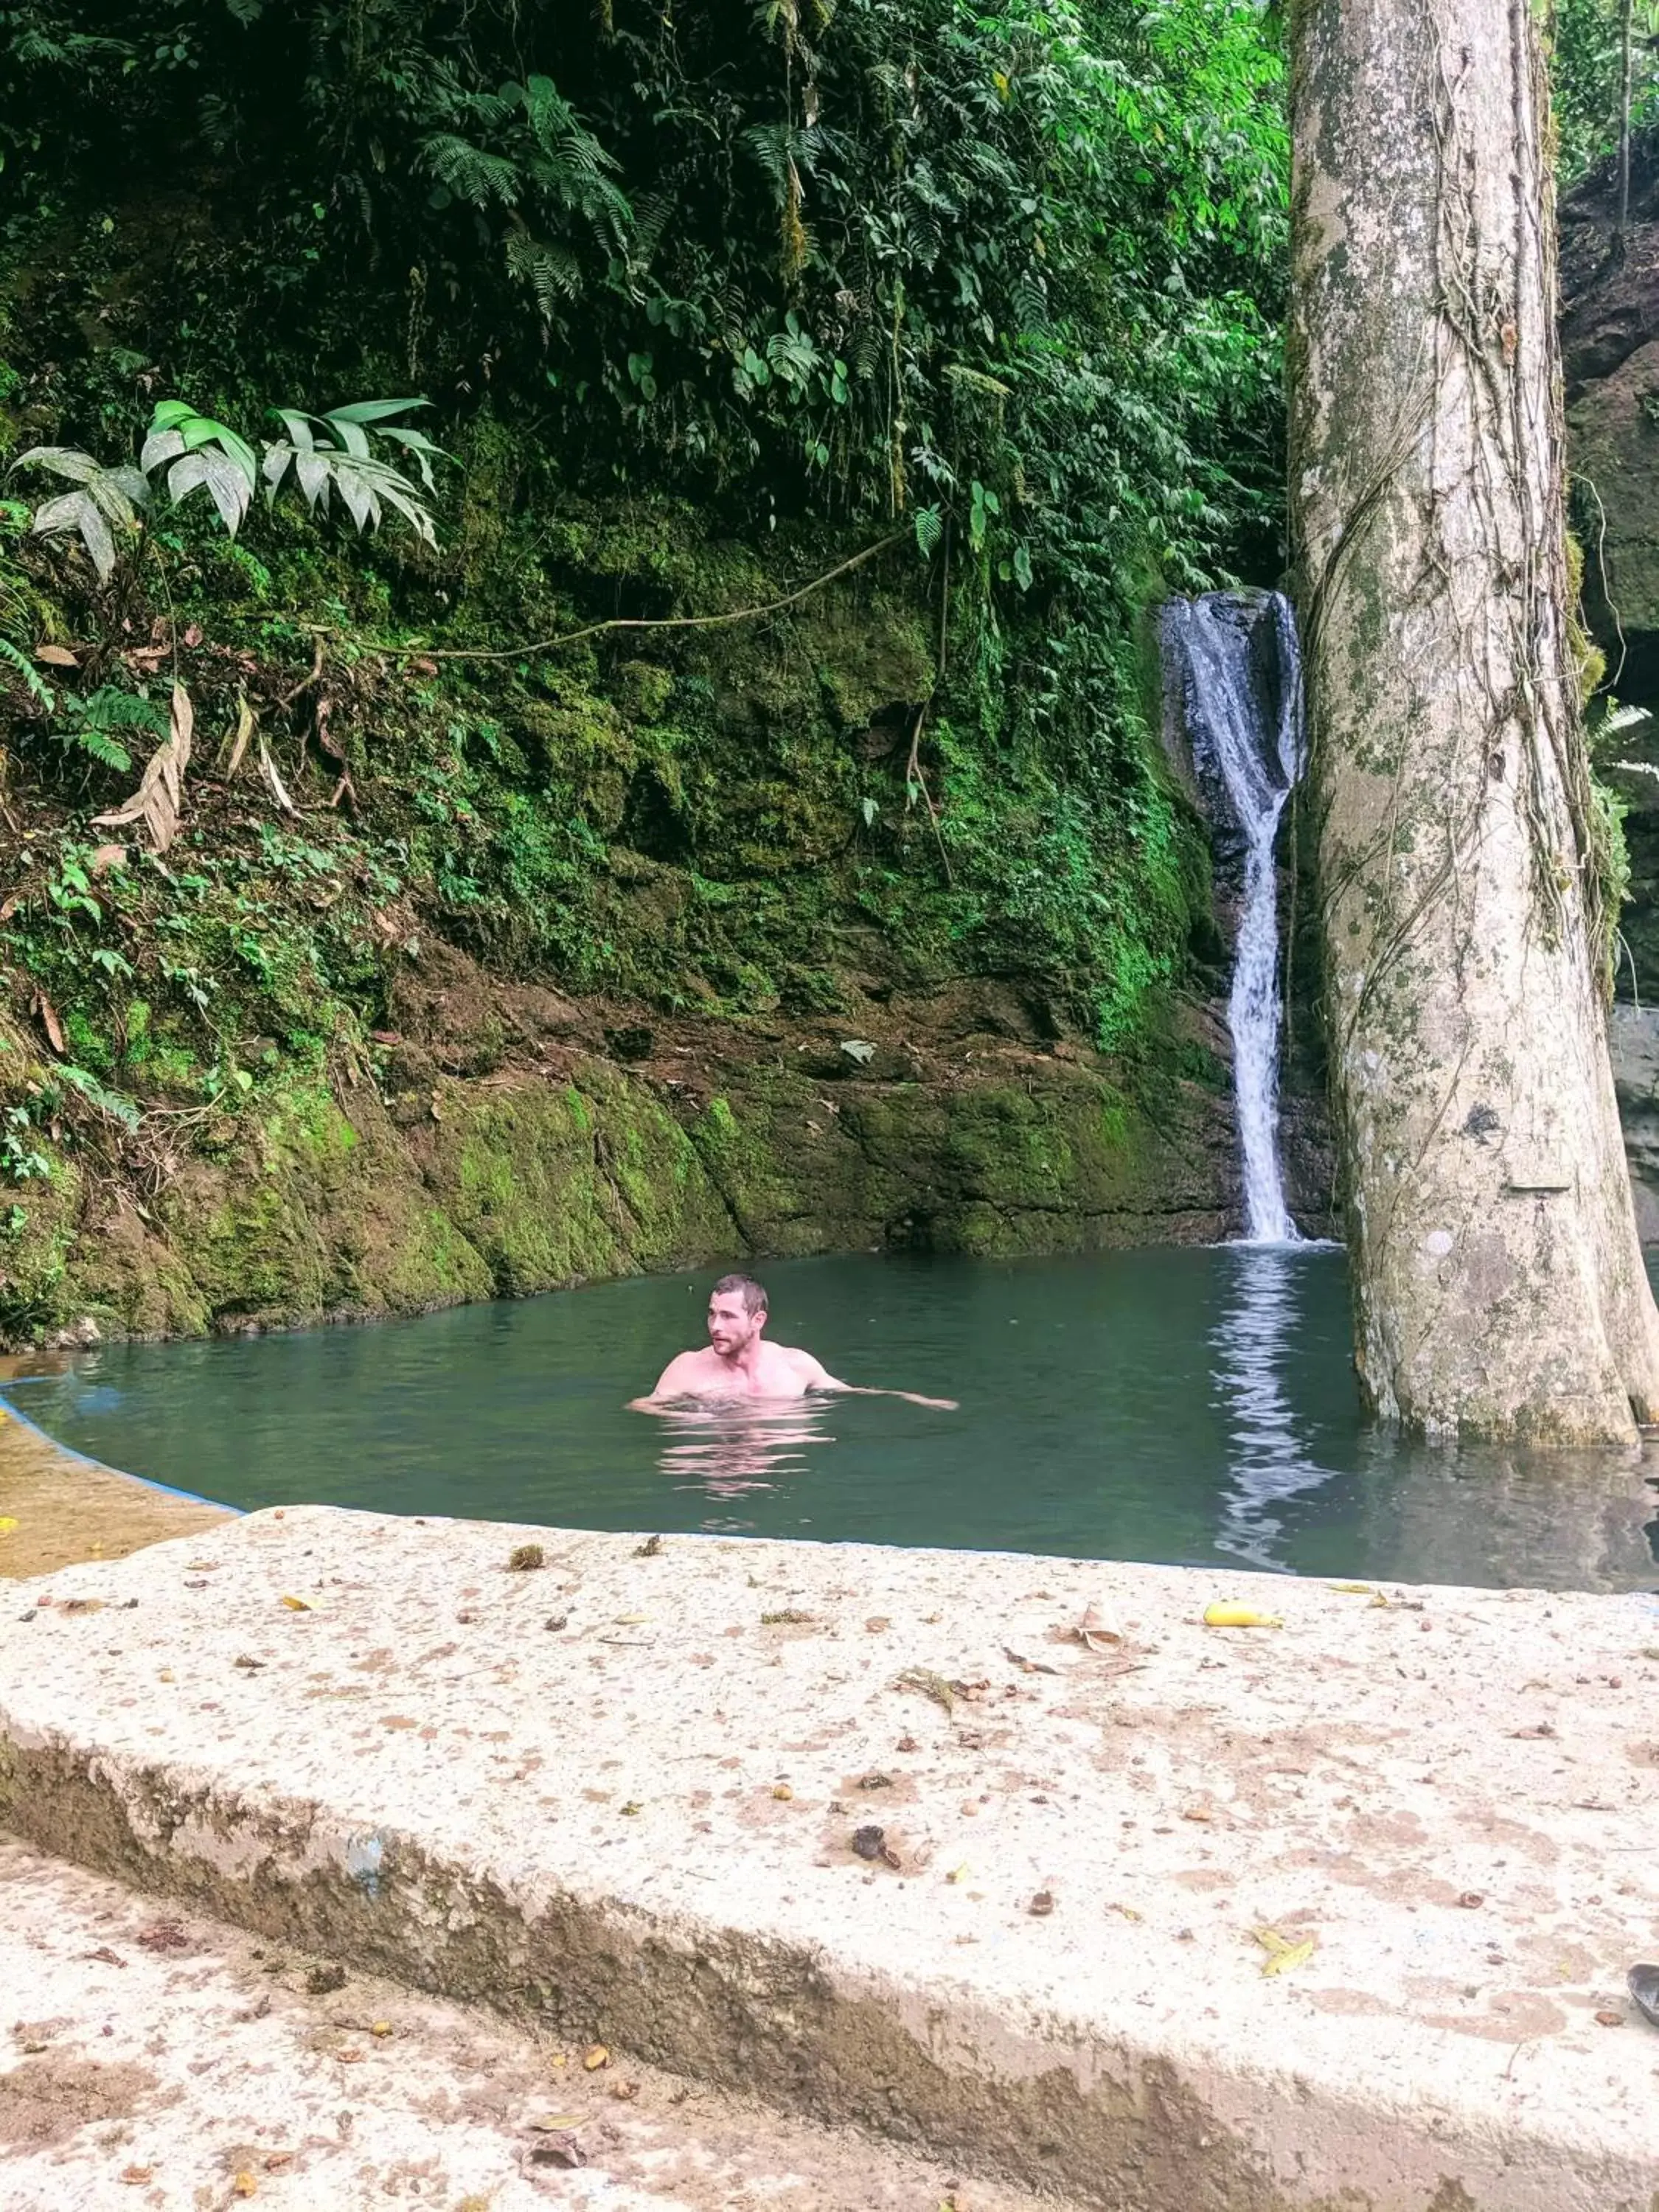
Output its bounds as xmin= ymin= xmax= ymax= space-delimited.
xmin=707 ymin=1273 xmax=768 ymax=1357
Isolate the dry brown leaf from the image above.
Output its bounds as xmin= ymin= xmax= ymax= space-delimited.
xmin=522 ymin=2134 xmax=586 ymax=2172
xmin=137 ymin=1920 xmax=189 ymax=1952
xmin=34 ymin=990 xmax=65 ymax=1056
xmin=34 ymin=643 xmax=78 ymax=667
xmin=894 ymin=1666 xmax=954 ymax=1714
xmin=232 ymin=2173 xmax=258 ymax=2199
xmin=91 ymin=681 xmax=193 ymax=854
xmin=225 ymin=692 xmax=256 ymax=779
xmin=119 ymin=2168 xmax=153 ymax=2187
xmin=88 ymin=843 xmax=128 ymax=877
xmin=583 ymin=2044 xmax=610 ymax=2071
xmin=1077 ymin=1604 xmax=1124 ymax=1652
xmin=257 ymin=732 xmax=296 ymax=813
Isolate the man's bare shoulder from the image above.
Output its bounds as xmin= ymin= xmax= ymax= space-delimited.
xmin=652 ymin=1348 xmax=720 ymax=1393
xmin=771 ymin=1344 xmax=836 ymax=1385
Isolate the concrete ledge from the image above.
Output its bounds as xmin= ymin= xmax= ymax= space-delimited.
xmin=2 ymin=1507 xmax=1658 ymax=2208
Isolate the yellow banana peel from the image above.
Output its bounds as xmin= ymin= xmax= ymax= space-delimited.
xmin=1203 ymin=1601 xmax=1284 ymax=1629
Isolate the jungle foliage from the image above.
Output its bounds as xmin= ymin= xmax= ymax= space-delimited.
xmin=0 ymin=0 xmax=1289 ymax=1096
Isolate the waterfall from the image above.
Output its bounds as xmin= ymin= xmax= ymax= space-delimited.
xmin=1164 ymin=591 xmax=1306 ymax=1245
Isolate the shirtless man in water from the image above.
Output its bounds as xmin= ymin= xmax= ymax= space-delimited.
xmin=628 ymin=1273 xmax=957 ymax=1411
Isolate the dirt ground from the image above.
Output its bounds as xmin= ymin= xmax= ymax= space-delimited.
xmin=0 ymin=1836 xmax=1076 ymax=2212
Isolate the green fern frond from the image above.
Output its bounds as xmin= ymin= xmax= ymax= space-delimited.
xmin=422 ymin=133 xmax=524 ymax=208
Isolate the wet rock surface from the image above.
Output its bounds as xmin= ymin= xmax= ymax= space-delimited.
xmin=17 ymin=936 xmax=1249 ymax=1349
xmin=2 ymin=1508 xmax=1658 ymax=2207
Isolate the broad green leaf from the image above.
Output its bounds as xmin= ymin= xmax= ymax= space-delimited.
xmin=327 ymin=397 xmax=430 ymax=425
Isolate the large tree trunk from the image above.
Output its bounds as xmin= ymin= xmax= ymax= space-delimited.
xmin=1288 ymin=0 xmax=1659 ymax=1441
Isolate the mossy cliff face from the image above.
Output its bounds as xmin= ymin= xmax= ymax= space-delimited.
xmin=18 ymin=984 xmax=1237 ymax=1342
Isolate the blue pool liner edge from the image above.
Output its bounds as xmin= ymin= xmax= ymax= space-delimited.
xmin=0 ymin=1387 xmax=237 ymax=1516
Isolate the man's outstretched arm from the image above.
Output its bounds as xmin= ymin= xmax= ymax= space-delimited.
xmin=626 ymin=1352 xmax=703 ymax=1411
xmin=791 ymin=1351 xmax=957 ymax=1411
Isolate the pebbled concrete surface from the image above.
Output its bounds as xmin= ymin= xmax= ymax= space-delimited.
xmin=3 ymin=1506 xmax=1659 ymax=2208
xmin=0 ymin=1834 xmax=1065 ymax=2212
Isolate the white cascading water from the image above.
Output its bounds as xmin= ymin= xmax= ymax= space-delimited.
xmin=1165 ymin=591 xmax=1305 ymax=1245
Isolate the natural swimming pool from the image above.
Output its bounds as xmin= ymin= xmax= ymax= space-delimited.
xmin=7 ymin=1245 xmax=1659 ymax=1590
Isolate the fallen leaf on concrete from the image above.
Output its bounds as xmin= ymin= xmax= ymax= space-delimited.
xmin=1182 ymin=1804 xmax=1215 ymax=1823
xmin=61 ymin=1597 xmax=105 ymax=1615
xmin=894 ymin=1666 xmax=954 ymax=1714
xmin=544 ymin=1613 xmax=569 ymax=1632
xmin=772 ymin=1783 xmax=794 ymax=1801
xmin=584 ymin=2044 xmax=610 ymax=2071
xmin=1455 ymin=1892 xmax=1485 ymax=1909
xmin=0 ymin=1517 xmax=17 ymax=1538
xmin=82 ymin=1947 xmax=126 ymax=1968
xmin=614 ymin=1613 xmax=650 ymax=1626
xmin=1204 ymin=1604 xmax=1284 ymax=1630
xmin=761 ymin=1607 xmax=815 ymax=1624
xmin=262 ymin=2153 xmax=293 ymax=2171
xmin=1328 ymin=1582 xmax=1374 ymax=1595
xmin=852 ymin=1824 xmax=888 ymax=1862
xmin=233 ymin=1654 xmax=266 ymax=1671
xmin=610 ymin=2079 xmax=640 ymax=2102
xmin=523 ymin=2134 xmax=586 ymax=2171
xmin=530 ymin=2115 xmax=582 ymax=2132
xmin=369 ymin=2022 xmax=393 ymax=2037
xmin=1004 ymin=1646 xmax=1059 ymax=1675
xmin=279 ymin=1594 xmax=313 ymax=1611
xmin=119 ymin=2168 xmax=153 ymax=2187
xmin=232 ymin=2170 xmax=258 ymax=2197
xmin=136 ymin=1919 xmax=189 ymax=1952
xmin=1108 ymin=1902 xmax=1144 ymax=1922
xmin=1508 ymin=1722 xmax=1555 ymax=1739
xmin=946 ymin=1864 xmax=970 ymax=1884
xmin=1596 ymin=2010 xmax=1624 ymax=2027
xmin=1029 ymin=1891 xmax=1056 ymax=1916
xmin=507 ymin=1543 xmax=546 ymax=1571
xmin=1077 ymin=1606 xmax=1124 ymax=1652
xmin=1253 ymin=1927 xmax=1316 ymax=1976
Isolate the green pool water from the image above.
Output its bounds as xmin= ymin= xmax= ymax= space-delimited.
xmin=8 ymin=1246 xmax=1659 ymax=1590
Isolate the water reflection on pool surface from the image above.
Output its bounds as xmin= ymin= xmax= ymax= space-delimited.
xmin=7 ymin=1246 xmax=1658 ymax=1590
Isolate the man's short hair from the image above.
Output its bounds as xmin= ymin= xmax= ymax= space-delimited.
xmin=711 ymin=1272 xmax=768 ymax=1315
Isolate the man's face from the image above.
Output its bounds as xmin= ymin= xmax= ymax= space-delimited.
xmin=707 ymin=1291 xmax=762 ymax=1357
